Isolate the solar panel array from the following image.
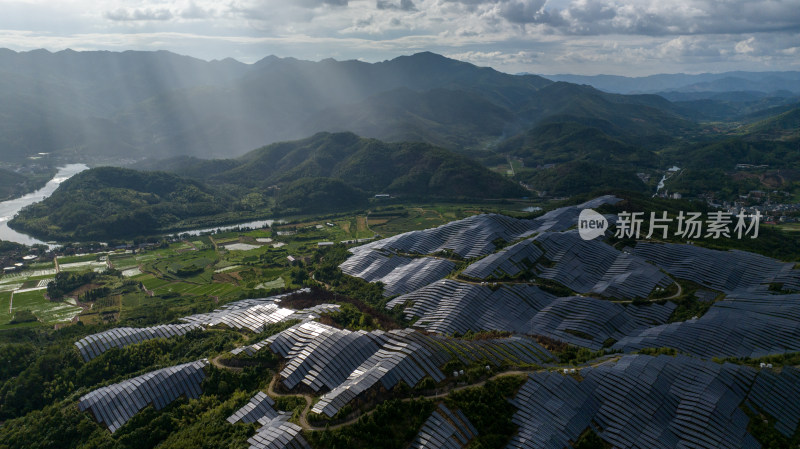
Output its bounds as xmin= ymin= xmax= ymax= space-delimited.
xmin=229 ymin=336 xmax=274 ymax=357
xmin=409 ymin=404 xmax=478 ymax=449
xmin=525 ymin=195 xmax=621 ymax=235
xmin=349 ymin=196 xmax=621 ymax=262
xmin=338 ymin=250 xmax=456 ymax=297
xmin=508 ymin=369 xmax=596 ymax=449
xmin=268 ymin=322 xmax=383 ymax=392
xmin=534 ymin=231 xmax=673 ymax=299
xmin=388 ymin=280 xmax=675 ymax=350
xmin=339 ymin=196 xmax=623 ymax=297
xmin=508 ymin=355 xmax=770 ymax=449
xmin=180 ymin=294 xmax=339 ymax=332
xmin=351 ymin=213 xmax=539 ymax=259
xmin=75 ymin=323 xmax=203 ymax=362
xmin=78 ymin=360 xmax=208 ymax=433
xmin=262 ymin=324 xmax=552 ymax=417
xmin=614 ymin=293 xmax=800 ymax=359
xmin=633 ymin=242 xmax=800 ymax=294
xmin=526 ymin=296 xmax=675 ymax=351
xmin=247 ymin=414 xmax=311 ymax=449
xmin=387 ymin=280 xmax=556 ymax=335
xmin=460 ymin=238 xmax=543 ymax=280
xmin=227 ymin=391 xmax=279 ymax=424
xmin=316 ymin=333 xmax=548 ymax=417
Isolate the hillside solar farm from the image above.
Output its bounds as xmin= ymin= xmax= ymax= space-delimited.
xmin=16 ymin=195 xmax=795 ymax=449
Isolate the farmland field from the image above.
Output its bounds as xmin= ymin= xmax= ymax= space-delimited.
xmin=8 ymin=289 xmax=82 ymax=324
xmin=59 ymin=259 xmax=107 ymax=272
xmin=256 ymin=277 xmax=285 ymax=290
xmin=57 ymin=253 xmax=101 ymax=264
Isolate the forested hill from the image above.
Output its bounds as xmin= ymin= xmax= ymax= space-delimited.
xmin=11 ymin=133 xmax=527 ymax=240
xmin=9 ymin=167 xmax=237 ymax=241
xmin=213 ymin=132 xmax=526 ymax=197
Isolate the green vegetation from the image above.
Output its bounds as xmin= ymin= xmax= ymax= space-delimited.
xmin=0 ymin=327 xmax=244 ymax=420
xmin=276 ymin=177 xmax=367 ymax=215
xmin=743 ymin=404 xmax=800 ymax=449
xmin=47 ymin=271 xmax=98 ymax=299
xmin=499 ymin=121 xmax=661 ymax=169
xmin=10 ymin=167 xmax=239 ymax=241
xmin=307 ymin=399 xmax=435 ymax=449
xmin=573 ymin=428 xmax=611 ymax=449
xmin=520 ymin=161 xmax=646 ymax=196
xmin=445 ymin=375 xmax=528 ymax=448
xmin=714 ymin=352 xmax=800 ymax=369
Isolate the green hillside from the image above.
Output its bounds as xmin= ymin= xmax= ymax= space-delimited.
xmin=0 ymin=168 xmax=29 ymax=200
xmin=498 ymin=121 xmax=661 ymax=168
xmin=519 ymin=161 xmax=646 ymax=197
xmin=661 ymin=107 xmax=800 ymax=199
xmin=744 ymin=107 xmax=800 ymax=139
xmin=9 ymin=167 xmax=236 ymax=240
xmin=211 ymin=132 xmax=527 ymax=198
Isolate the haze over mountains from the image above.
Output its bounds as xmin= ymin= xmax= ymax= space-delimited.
xmin=543 ymin=71 xmax=800 ymax=96
xmin=0 ymin=48 xmax=721 ymax=163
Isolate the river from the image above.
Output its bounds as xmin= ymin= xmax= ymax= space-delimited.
xmin=0 ymin=164 xmax=279 ymax=246
xmin=0 ymin=164 xmax=88 ymax=246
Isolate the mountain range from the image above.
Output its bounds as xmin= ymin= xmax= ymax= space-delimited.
xmin=542 ymin=71 xmax=800 ymax=96
xmin=0 ymin=48 xmax=696 ymax=163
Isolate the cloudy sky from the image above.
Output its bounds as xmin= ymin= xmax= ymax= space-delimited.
xmin=0 ymin=0 xmax=798 ymax=75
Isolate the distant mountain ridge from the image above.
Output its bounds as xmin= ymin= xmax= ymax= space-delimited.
xmin=541 ymin=71 xmax=800 ymax=95
xmin=0 ymin=48 xmax=693 ymax=163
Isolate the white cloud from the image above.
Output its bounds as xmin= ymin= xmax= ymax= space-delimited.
xmin=105 ymin=8 xmax=174 ymax=21
xmin=0 ymin=0 xmax=797 ymax=75
xmin=735 ymin=36 xmax=756 ymax=54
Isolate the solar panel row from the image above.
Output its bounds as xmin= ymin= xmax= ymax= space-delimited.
xmin=614 ymin=293 xmax=800 ymax=359
xmin=339 ymin=250 xmax=456 ymax=297
xmin=75 ymin=323 xmax=203 ymax=362
xmin=460 ymin=237 xmax=543 ymax=280
xmin=409 ymin=403 xmax=478 ymax=449
xmin=246 ymin=414 xmax=312 ymax=449
xmin=78 ymin=360 xmax=208 ymax=433
xmin=633 ymin=242 xmax=800 ymax=294
xmin=534 ymin=231 xmax=673 ymax=299
xmin=348 ymin=196 xmax=621 ymax=261
xmin=388 ymin=280 xmax=675 ymax=351
xmin=75 ymin=289 xmax=335 ymax=361
xmin=269 ymin=322 xmax=383 ymax=392
xmin=226 ymin=391 xmax=278 ymax=424
xmin=507 ymin=355 xmax=778 ymax=449
xmin=303 ymin=327 xmax=552 ymax=417
xmin=747 ymin=367 xmax=800 ymax=437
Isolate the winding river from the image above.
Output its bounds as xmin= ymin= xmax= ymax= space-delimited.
xmin=0 ymin=164 xmax=88 ymax=246
xmin=0 ymin=164 xmax=279 ymax=246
